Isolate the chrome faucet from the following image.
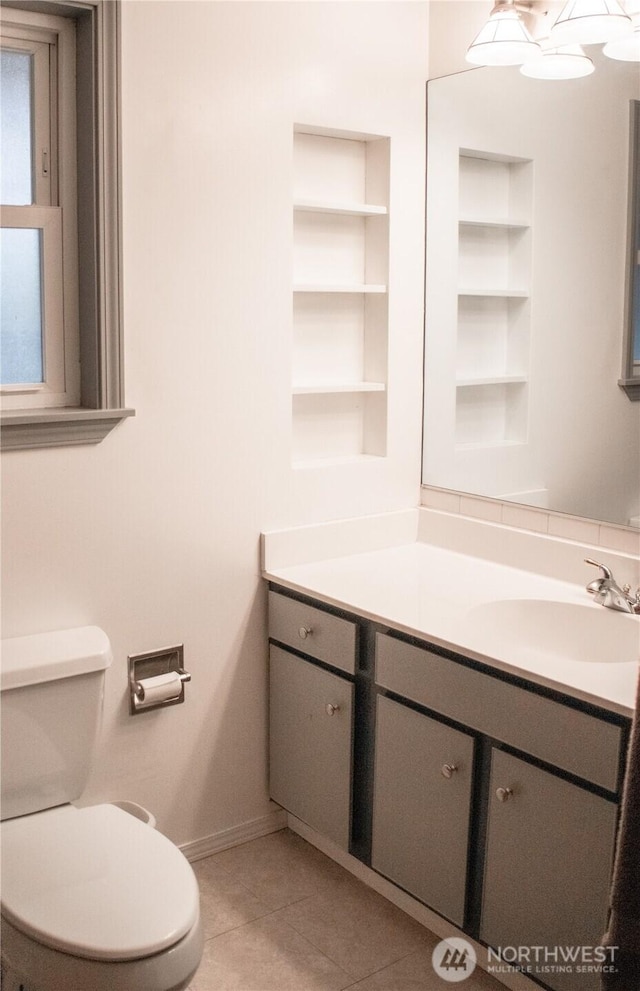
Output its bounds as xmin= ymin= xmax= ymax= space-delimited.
xmin=584 ymin=559 xmax=640 ymax=614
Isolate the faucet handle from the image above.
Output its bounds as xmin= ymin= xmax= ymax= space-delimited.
xmin=584 ymin=558 xmax=613 ymax=583
xmin=622 ymin=584 xmax=640 ymax=609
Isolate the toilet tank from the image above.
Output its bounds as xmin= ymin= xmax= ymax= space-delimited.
xmin=1 ymin=627 xmax=112 ymax=821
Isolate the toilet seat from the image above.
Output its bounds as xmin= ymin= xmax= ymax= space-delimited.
xmin=1 ymin=803 xmax=199 ymax=961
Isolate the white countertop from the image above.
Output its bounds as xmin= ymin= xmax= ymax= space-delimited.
xmin=264 ymin=539 xmax=640 ymax=718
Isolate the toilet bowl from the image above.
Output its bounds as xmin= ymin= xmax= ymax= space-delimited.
xmin=0 ymin=627 xmax=204 ymax=991
xmin=1 ymin=916 xmax=203 ymax=991
xmin=1 ymin=804 xmax=203 ymax=991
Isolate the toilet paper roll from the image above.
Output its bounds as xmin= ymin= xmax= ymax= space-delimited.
xmin=137 ymin=672 xmax=182 ymax=706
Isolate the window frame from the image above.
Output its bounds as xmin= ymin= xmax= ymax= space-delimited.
xmin=620 ymin=99 xmax=640 ymax=400
xmin=1 ymin=0 xmax=133 ymax=450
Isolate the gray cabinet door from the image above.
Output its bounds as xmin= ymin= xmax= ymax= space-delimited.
xmin=371 ymin=695 xmax=474 ymax=926
xmin=269 ymin=645 xmax=354 ymax=850
xmin=481 ymin=749 xmax=618 ymax=991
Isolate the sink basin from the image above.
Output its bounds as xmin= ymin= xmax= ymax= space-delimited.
xmin=464 ymin=599 xmax=639 ymax=667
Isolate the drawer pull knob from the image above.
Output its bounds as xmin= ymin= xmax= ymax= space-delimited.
xmin=496 ymin=787 xmax=513 ymax=803
xmin=298 ymin=626 xmax=313 ymax=640
xmin=441 ymin=763 xmax=458 ymax=779
xmin=326 ymin=703 xmax=340 ymax=716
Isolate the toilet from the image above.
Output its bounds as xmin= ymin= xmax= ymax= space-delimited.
xmin=0 ymin=626 xmax=203 ymax=991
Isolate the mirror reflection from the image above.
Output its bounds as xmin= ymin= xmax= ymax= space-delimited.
xmin=422 ymin=50 xmax=640 ymax=528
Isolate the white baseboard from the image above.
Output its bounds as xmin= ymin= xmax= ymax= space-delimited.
xmin=287 ymin=815 xmax=536 ymax=991
xmin=180 ymin=808 xmax=287 ymax=863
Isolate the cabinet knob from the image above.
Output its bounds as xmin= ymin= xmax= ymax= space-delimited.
xmin=298 ymin=626 xmax=312 ymax=640
xmin=441 ymin=763 xmax=458 ymax=779
xmin=496 ymin=787 xmax=513 ymax=803
xmin=325 ymin=703 xmax=340 ymax=716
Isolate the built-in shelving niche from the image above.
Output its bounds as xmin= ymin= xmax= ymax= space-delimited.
xmin=292 ymin=125 xmax=390 ymax=466
xmin=455 ymin=151 xmax=533 ymax=449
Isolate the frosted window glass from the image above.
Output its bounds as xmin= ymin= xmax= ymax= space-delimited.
xmin=1 ymin=49 xmax=33 ymax=205
xmin=1 ymin=228 xmax=43 ymax=384
xmin=634 ymin=265 xmax=640 ymax=363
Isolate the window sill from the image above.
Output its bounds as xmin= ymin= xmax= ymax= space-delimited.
xmin=618 ymin=377 xmax=640 ymax=401
xmin=1 ymin=407 xmax=135 ymax=450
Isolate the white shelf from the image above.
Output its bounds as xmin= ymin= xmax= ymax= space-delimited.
xmin=458 ymin=288 xmax=529 ymax=299
xmin=294 ymin=284 xmax=387 ymax=294
xmin=456 ymin=375 xmax=527 ymax=388
xmin=455 ymin=152 xmax=533 ymax=453
xmin=294 ymin=199 xmax=387 ymax=217
xmin=292 ymin=127 xmax=390 ymax=463
xmin=459 ymin=217 xmax=529 ymax=230
xmin=293 ymin=382 xmax=385 ymax=395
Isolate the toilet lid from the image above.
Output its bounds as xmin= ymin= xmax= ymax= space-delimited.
xmin=0 ymin=803 xmax=199 ymax=961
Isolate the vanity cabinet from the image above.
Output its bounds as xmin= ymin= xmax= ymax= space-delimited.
xmin=373 ymin=630 xmax=622 ymax=991
xmin=371 ymin=694 xmax=474 ymax=926
xmin=268 ymin=586 xmax=627 ymax=991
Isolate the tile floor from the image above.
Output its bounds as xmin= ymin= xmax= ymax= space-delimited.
xmin=187 ymin=828 xmax=504 ymax=990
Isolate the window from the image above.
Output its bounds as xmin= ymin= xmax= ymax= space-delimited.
xmin=0 ymin=1 xmax=132 ymax=450
xmin=1 ymin=11 xmax=78 ymax=409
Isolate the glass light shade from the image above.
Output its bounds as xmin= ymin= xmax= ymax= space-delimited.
xmin=603 ymin=13 xmax=640 ymax=57
xmin=550 ymin=0 xmax=631 ymax=45
xmin=466 ymin=7 xmax=541 ymax=66
xmin=520 ymin=43 xmax=595 ymax=77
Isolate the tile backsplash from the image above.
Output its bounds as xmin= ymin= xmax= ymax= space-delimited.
xmin=421 ymin=486 xmax=640 ymax=559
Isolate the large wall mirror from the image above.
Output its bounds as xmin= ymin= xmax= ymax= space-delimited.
xmin=422 ymin=50 xmax=640 ymax=529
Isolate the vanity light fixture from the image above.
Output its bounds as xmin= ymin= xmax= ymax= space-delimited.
xmin=467 ymin=0 xmax=639 ymax=75
xmin=550 ymin=0 xmax=631 ymax=45
xmin=520 ymin=42 xmax=595 ymax=76
xmin=603 ymin=4 xmax=640 ymax=58
xmin=466 ymin=0 xmax=542 ymax=66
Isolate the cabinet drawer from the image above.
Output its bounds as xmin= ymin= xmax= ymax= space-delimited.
xmin=269 ymin=590 xmax=357 ymax=675
xmin=376 ymin=633 xmax=622 ymax=792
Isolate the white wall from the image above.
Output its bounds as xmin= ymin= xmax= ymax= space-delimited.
xmin=0 ymin=1 xmax=428 ymax=846
xmin=428 ymin=0 xmax=486 ymax=78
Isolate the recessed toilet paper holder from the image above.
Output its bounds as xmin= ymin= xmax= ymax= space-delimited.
xmin=128 ymin=644 xmax=191 ymax=715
